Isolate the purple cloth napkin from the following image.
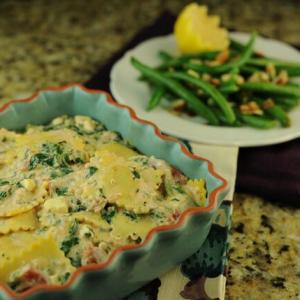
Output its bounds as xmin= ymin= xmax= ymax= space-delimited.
xmin=84 ymin=11 xmax=300 ymax=207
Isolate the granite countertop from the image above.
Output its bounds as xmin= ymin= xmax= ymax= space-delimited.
xmin=0 ymin=0 xmax=299 ymax=299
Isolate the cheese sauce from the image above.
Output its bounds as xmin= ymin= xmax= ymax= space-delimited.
xmin=0 ymin=115 xmax=206 ymax=292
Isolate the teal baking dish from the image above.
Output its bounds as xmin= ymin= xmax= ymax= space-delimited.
xmin=0 ymin=84 xmax=228 ymax=300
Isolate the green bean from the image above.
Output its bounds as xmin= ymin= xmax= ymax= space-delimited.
xmin=230 ymin=39 xmax=246 ymax=53
xmin=240 ymin=82 xmax=300 ymax=97
xmin=166 ymin=71 xmax=236 ymax=124
xmin=185 ymin=32 xmax=257 ymax=75
xmin=240 ymin=65 xmax=261 ymax=75
xmin=180 ymin=51 xmax=220 ymax=60
xmin=275 ymin=96 xmax=299 ymax=105
xmin=219 ymin=83 xmax=239 ymax=94
xmin=211 ymin=107 xmax=242 ymax=126
xmin=265 ymin=105 xmax=290 ymax=127
xmin=158 ymin=51 xmax=173 ymax=62
xmin=146 ymin=86 xmax=165 ymax=111
xmin=219 ymin=67 xmax=240 ymax=93
xmin=239 ymin=114 xmax=278 ymax=129
xmin=274 ymin=97 xmax=300 ymax=111
xmin=158 ymin=59 xmax=185 ymax=69
xmin=285 ymin=82 xmax=300 ymax=88
xmin=255 ymin=99 xmax=290 ymax=127
xmin=131 ymin=57 xmax=219 ymax=125
xmin=230 ymin=38 xmax=264 ymax=57
xmin=137 ymin=75 xmax=146 ymax=81
xmin=247 ymin=58 xmax=300 ymax=76
xmin=158 ymin=51 xmax=220 ymax=70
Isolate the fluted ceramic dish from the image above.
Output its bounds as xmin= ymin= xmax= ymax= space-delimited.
xmin=0 ymin=84 xmax=228 ymax=300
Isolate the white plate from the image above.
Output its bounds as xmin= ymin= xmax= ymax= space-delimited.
xmin=110 ymin=32 xmax=300 ymax=147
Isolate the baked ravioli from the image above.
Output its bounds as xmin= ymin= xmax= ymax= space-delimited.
xmin=0 ymin=116 xmax=206 ymax=292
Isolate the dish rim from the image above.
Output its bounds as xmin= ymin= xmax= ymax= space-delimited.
xmin=0 ymin=83 xmax=228 ymax=299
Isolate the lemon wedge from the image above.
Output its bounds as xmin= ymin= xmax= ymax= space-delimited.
xmin=174 ymin=3 xmax=229 ymax=53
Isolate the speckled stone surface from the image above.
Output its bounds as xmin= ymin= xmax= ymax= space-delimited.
xmin=228 ymin=195 xmax=300 ymax=300
xmin=0 ymin=0 xmax=299 ymax=299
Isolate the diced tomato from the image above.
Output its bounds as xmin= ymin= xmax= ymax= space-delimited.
xmin=21 ymin=269 xmax=47 ymax=285
xmin=158 ymin=175 xmax=167 ymax=197
xmin=13 ymin=269 xmax=47 ymax=292
xmin=83 ymin=246 xmax=98 ymax=264
xmin=171 ymin=210 xmax=180 ymax=221
xmin=171 ymin=167 xmax=187 ymax=185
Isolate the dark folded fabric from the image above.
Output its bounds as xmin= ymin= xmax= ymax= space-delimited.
xmin=84 ymin=11 xmax=299 ymax=207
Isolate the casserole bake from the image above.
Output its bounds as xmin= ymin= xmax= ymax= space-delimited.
xmin=0 ymin=85 xmax=228 ymax=300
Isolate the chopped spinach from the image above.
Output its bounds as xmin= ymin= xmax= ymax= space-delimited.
xmin=16 ymin=181 xmax=23 ymax=188
xmin=60 ymin=237 xmax=79 ymax=255
xmin=56 ymin=187 xmax=68 ymax=196
xmin=173 ymin=185 xmax=185 ymax=194
xmin=69 ymin=199 xmax=86 ymax=213
xmin=60 ymin=167 xmax=73 ymax=175
xmin=0 ymin=191 xmax=8 ymax=200
xmin=101 ymin=205 xmax=116 ymax=224
xmin=165 ymin=182 xmax=173 ymax=196
xmin=60 ymin=220 xmax=79 ymax=255
xmin=123 ymin=211 xmax=138 ymax=221
xmin=68 ymin=123 xmax=103 ymax=136
xmin=9 ymin=279 xmax=21 ymax=291
xmin=67 ymin=125 xmax=85 ymax=136
xmin=69 ymin=219 xmax=79 ymax=236
xmin=51 ymin=167 xmax=73 ymax=179
xmin=87 ymin=166 xmax=98 ymax=177
xmin=99 ymin=188 xmax=106 ymax=198
xmin=50 ymin=172 xmax=59 ymax=179
xmin=151 ymin=211 xmax=164 ymax=219
xmin=70 ymin=255 xmax=82 ymax=267
xmin=29 ymin=142 xmax=66 ymax=170
xmin=132 ymin=156 xmax=149 ymax=166
xmin=165 ymin=182 xmax=185 ymax=196
xmin=70 ymin=156 xmax=84 ymax=164
xmin=135 ymin=236 xmax=142 ymax=244
xmin=84 ymin=231 xmax=92 ymax=238
xmin=28 ymin=141 xmax=84 ymax=171
xmin=36 ymin=227 xmax=48 ymax=234
xmin=29 ymin=152 xmax=50 ymax=170
xmin=132 ymin=170 xmax=140 ymax=179
xmin=58 ymin=272 xmax=71 ymax=284
xmin=42 ymin=142 xmax=64 ymax=154
xmin=0 ymin=180 xmax=9 ymax=186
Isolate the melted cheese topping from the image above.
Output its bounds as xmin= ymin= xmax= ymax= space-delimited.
xmin=0 ymin=115 xmax=206 ymax=292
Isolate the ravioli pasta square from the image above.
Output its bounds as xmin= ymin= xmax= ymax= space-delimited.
xmin=0 ymin=115 xmax=206 ymax=292
xmin=0 ymin=210 xmax=37 ymax=234
xmin=0 ymin=233 xmax=75 ymax=284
